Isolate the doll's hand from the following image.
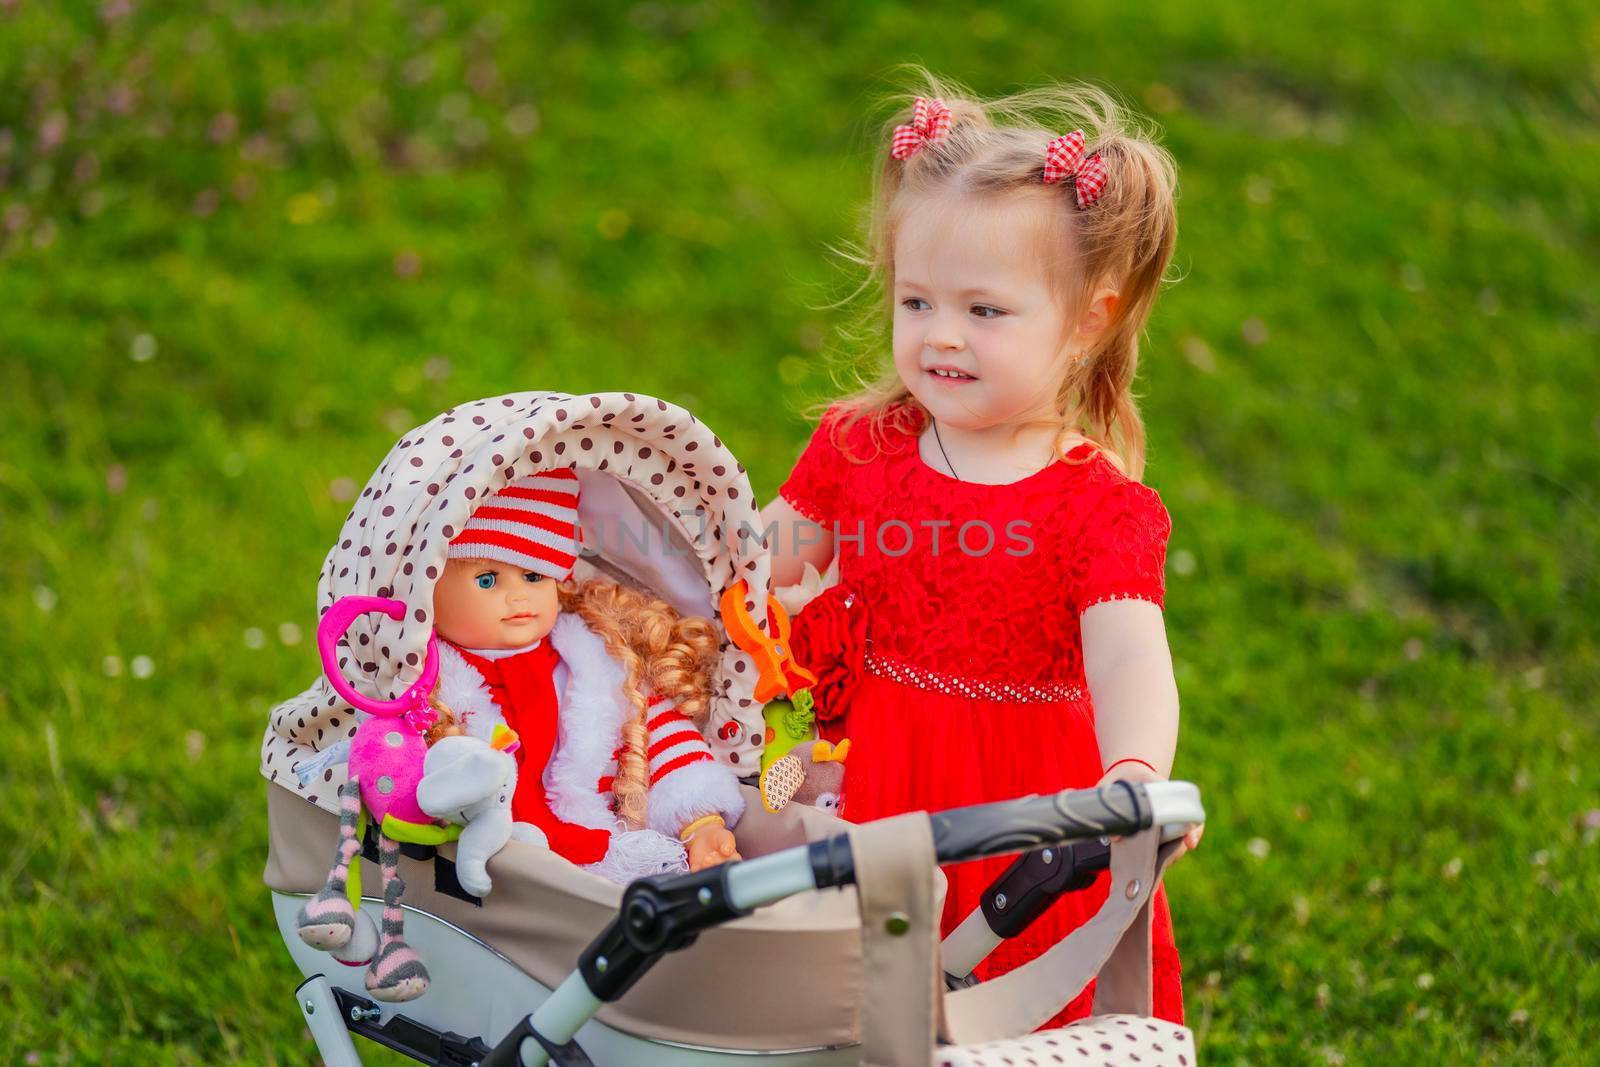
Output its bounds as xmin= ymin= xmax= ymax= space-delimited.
xmin=684 ymin=824 xmax=741 ymax=872
xmin=1095 ymin=763 xmax=1204 ymax=859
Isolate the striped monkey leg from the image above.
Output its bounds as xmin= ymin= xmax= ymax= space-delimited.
xmin=295 ymin=776 xmax=363 ymax=951
xmin=363 ymin=831 xmax=430 ymax=1003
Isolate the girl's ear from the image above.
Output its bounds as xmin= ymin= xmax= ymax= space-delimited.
xmin=1076 ymin=286 xmax=1120 ymax=341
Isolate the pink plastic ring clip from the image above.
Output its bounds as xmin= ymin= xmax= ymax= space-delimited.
xmin=315 ymin=595 xmax=439 ymax=718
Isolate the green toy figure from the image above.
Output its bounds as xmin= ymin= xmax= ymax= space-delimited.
xmin=760 ymin=688 xmax=818 ymax=774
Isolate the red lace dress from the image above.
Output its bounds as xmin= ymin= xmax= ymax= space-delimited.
xmin=779 ymin=403 xmax=1183 ymax=1027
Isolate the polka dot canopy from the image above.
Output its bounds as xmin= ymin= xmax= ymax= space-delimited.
xmin=261 ymin=392 xmax=776 ymax=815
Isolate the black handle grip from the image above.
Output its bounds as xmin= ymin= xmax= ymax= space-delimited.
xmin=809 ymin=782 xmax=1150 ymax=890
xmin=928 ymin=781 xmax=1149 ymax=867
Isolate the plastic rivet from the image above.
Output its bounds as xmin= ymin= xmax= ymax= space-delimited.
xmin=1041 ymin=849 xmax=1054 ymax=865
xmin=596 ymin=955 xmax=608 ymax=973
xmin=884 ymin=912 xmax=910 ymax=936
xmin=377 ymin=775 xmax=395 ymax=795
xmin=385 ymin=731 xmax=404 ymax=748
xmin=697 ymin=887 xmax=713 ymax=905
xmin=994 ymin=892 xmax=1008 ymax=911
xmin=1125 ymin=878 xmax=1142 ymax=900
xmin=303 ymin=999 xmax=315 ymax=1015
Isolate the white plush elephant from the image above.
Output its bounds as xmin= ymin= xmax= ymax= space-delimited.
xmin=416 ymin=735 xmax=546 ymax=898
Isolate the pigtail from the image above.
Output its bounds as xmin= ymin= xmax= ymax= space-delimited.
xmin=1055 ymin=128 xmax=1178 ymax=480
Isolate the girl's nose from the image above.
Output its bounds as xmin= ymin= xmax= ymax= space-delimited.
xmin=925 ymin=316 xmax=964 ymax=351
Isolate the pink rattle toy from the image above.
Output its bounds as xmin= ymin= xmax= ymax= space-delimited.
xmin=318 ymin=595 xmax=444 ymax=833
xmin=294 ymin=595 xmax=460 ymax=1003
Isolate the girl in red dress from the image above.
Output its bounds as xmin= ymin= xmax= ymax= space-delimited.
xmin=763 ymin=78 xmax=1199 ymax=1027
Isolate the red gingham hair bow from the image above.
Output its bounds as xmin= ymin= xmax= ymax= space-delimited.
xmin=1043 ymin=130 xmax=1109 ymax=209
xmin=890 ymin=97 xmax=953 ymax=160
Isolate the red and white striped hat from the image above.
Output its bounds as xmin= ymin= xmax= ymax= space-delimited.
xmin=447 ymin=469 xmax=582 ymax=580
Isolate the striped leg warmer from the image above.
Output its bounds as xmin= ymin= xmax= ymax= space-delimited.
xmin=364 ymin=832 xmax=430 ymax=1002
xmin=295 ymin=776 xmax=362 ymax=951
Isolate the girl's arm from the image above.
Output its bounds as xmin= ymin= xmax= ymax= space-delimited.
xmin=1080 ymin=599 xmax=1202 ymax=853
xmin=760 ymin=497 xmax=835 ymax=588
xmin=1080 ymin=599 xmax=1179 ymax=777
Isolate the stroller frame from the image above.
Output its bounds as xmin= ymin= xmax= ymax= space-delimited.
xmin=280 ymin=780 xmax=1203 ymax=1066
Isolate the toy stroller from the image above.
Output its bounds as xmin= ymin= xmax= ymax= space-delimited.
xmin=262 ymin=391 xmax=1204 ymax=1065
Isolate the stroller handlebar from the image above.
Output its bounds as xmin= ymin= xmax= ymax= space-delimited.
xmin=807 ymin=780 xmax=1203 ymax=892
xmin=490 ymin=780 xmax=1204 ymax=1067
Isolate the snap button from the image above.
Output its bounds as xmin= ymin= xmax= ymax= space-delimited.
xmin=1125 ymin=877 xmax=1142 ymax=900
xmin=884 ymin=912 xmax=910 ymax=936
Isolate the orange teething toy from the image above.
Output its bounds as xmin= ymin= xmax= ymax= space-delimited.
xmin=719 ymin=579 xmax=818 ymax=702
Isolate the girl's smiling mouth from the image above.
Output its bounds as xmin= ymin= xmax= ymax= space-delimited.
xmin=926 ymin=365 xmax=978 ymax=383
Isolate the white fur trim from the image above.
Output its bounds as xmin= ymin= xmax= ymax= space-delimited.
xmin=543 ymin=613 xmax=633 ymax=832
xmin=583 ymin=828 xmax=687 ymax=884
xmin=645 ymin=757 xmax=746 ymax=837
xmin=435 ymin=643 xmax=506 ymax=743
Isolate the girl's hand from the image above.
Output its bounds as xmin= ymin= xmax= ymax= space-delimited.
xmin=684 ymin=824 xmax=741 ymax=872
xmin=1096 ymin=762 xmax=1204 ymax=859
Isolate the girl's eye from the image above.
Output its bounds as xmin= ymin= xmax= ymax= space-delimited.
xmin=475 ymin=572 xmax=497 ymax=590
xmin=523 ymin=572 xmax=545 ymax=584
xmin=900 ymin=297 xmax=930 ymax=312
xmin=970 ymin=304 xmax=1005 ymax=319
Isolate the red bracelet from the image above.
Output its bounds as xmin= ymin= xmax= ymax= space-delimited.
xmin=1103 ymin=757 xmax=1159 ymax=778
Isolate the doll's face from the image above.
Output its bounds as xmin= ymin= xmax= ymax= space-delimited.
xmin=432 ymin=558 xmax=561 ymax=649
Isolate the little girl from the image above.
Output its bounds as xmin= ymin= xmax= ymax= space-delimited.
xmin=764 ymin=79 xmax=1196 ymax=1026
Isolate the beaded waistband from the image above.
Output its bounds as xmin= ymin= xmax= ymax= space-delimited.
xmin=864 ymin=652 xmax=1088 ymax=704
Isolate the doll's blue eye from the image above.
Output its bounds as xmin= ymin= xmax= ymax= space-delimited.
xmin=523 ymin=572 xmax=545 ymax=583
xmin=475 ymin=572 xmax=497 ymax=590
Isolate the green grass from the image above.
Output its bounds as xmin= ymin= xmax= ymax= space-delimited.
xmin=2 ymin=2 xmax=1596 ymax=1063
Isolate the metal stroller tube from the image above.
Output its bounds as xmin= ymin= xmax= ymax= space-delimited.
xmin=483 ymin=780 xmax=1203 ymax=1067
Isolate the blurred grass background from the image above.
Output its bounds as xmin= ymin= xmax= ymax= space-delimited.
xmin=1 ymin=1 xmax=1597 ymax=1063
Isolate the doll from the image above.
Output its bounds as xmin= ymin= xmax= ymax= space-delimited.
xmin=427 ymin=468 xmax=745 ymax=881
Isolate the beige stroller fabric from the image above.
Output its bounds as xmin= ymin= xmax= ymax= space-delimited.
xmin=260 ymin=392 xmax=778 ymax=818
xmin=843 ymin=818 xmax=1194 ymax=1065
xmin=266 ymin=780 xmax=893 ymax=1050
xmin=847 ymin=814 xmax=943 ymax=1067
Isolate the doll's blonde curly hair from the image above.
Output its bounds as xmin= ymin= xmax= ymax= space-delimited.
xmin=558 ymin=577 xmax=722 ymax=830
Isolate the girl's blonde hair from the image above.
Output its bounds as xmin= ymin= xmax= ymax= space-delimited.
xmin=829 ymin=71 xmax=1179 ymax=481
xmin=427 ymin=576 xmax=721 ymax=830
